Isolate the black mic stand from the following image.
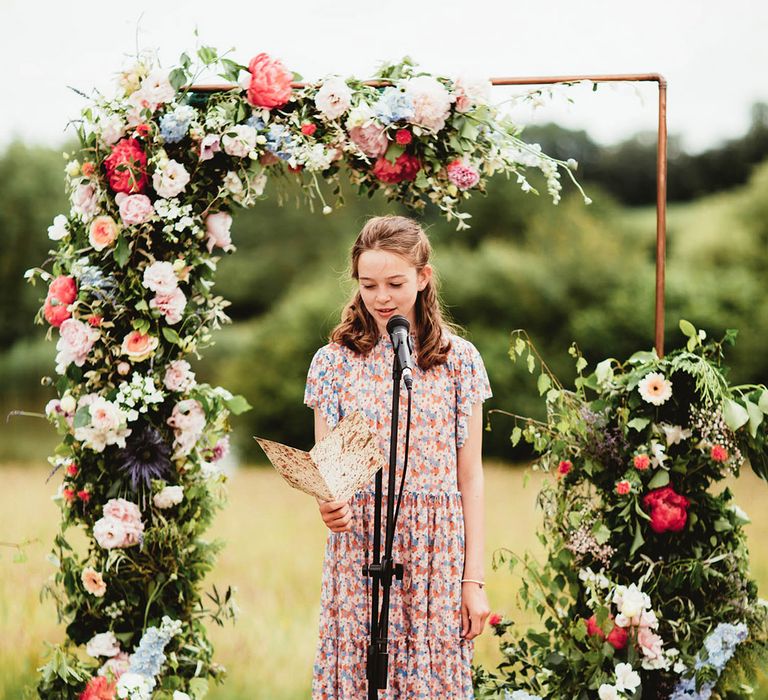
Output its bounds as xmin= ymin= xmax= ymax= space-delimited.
xmin=363 ymin=348 xmax=412 ymax=699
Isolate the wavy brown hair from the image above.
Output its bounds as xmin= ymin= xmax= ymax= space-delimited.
xmin=330 ymin=215 xmax=457 ymax=370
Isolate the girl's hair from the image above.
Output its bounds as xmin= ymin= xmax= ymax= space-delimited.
xmin=330 ymin=215 xmax=456 ymax=370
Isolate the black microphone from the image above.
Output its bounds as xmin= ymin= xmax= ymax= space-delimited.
xmin=386 ymin=315 xmax=414 ymax=391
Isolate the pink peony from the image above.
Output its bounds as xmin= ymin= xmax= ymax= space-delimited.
xmin=103 ymin=138 xmax=148 ymax=194
xmin=163 ymin=359 xmax=196 ymax=393
xmin=103 ymin=498 xmax=142 ymax=524
xmin=115 ymin=193 xmax=154 ymax=225
xmin=55 ymin=318 xmax=99 ymax=374
xmin=348 ymin=123 xmax=389 ymax=159
xmin=447 ymin=160 xmax=481 ymax=190
xmin=89 ymin=216 xmax=119 ymax=251
xmin=205 ymin=211 xmax=234 ymax=254
xmin=97 ymin=652 xmax=130 ymax=681
xmin=150 ymin=287 xmax=186 ymax=325
xmin=246 ymin=53 xmax=293 ymax=109
xmin=48 ymin=276 xmax=78 ymax=305
xmin=372 ymin=153 xmax=421 ymax=184
xmin=142 ymin=261 xmax=178 ymax=295
xmin=404 ymin=75 xmax=453 ymax=133
xmin=94 ymin=498 xmax=144 ymax=549
xmin=314 ymin=76 xmax=353 ymax=120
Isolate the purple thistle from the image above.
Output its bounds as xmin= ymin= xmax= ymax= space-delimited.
xmin=116 ymin=424 xmax=172 ymax=491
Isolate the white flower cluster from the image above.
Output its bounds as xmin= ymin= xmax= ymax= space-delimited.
xmin=598 ymin=663 xmax=641 ymax=700
xmin=153 ymin=197 xmax=201 ymax=241
xmin=115 ymin=373 xmax=166 ymax=422
xmin=74 ymin=394 xmax=132 ymax=452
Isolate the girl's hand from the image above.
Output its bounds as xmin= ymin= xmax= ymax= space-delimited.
xmin=460 ymin=582 xmax=490 ymax=640
xmin=317 ymin=498 xmax=353 ymax=533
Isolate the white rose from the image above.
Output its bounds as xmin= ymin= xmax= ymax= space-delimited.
xmin=86 ymin=631 xmax=121 ymax=658
xmin=173 ymin=693 xmax=191 ymax=700
xmin=48 ymin=214 xmax=69 ymax=241
xmin=598 ymin=684 xmax=619 ymax=700
xmin=143 ymin=261 xmax=178 ymax=294
xmin=163 ymin=359 xmax=196 ymax=392
xmin=205 ymin=212 xmax=234 ymax=254
xmin=99 ymin=114 xmax=125 ymax=147
xmin=223 ymin=171 xmax=243 ymax=195
xmin=315 ymin=76 xmax=353 ymax=120
xmin=71 ymin=182 xmax=99 ymax=221
xmin=153 ymin=485 xmax=184 ymax=509
xmin=222 ymin=124 xmax=258 ymax=158
xmin=116 ymin=672 xmax=153 ymax=700
xmin=152 ymin=160 xmax=190 ymax=198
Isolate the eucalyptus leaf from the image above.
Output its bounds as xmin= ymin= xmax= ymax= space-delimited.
xmin=679 ymin=319 xmax=697 ymax=338
xmin=648 ymin=470 xmax=670 ymax=488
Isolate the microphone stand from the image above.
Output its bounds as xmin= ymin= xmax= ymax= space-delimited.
xmin=363 ymin=345 xmax=411 ymax=698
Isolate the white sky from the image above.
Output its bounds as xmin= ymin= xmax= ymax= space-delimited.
xmin=1 ymin=0 xmax=766 ymax=153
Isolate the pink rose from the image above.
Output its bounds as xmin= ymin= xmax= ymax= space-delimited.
xmin=447 ymin=160 xmax=481 ymax=190
xmin=637 ymin=627 xmax=665 ymax=662
xmin=142 ymin=261 xmax=178 ymax=295
xmin=348 ymin=123 xmax=389 ymax=158
xmin=103 ymin=497 xmax=142 ymax=524
xmin=71 ymin=182 xmax=99 ymax=220
xmin=55 ymin=318 xmax=99 ymax=374
xmin=246 ymin=53 xmax=293 ymax=109
xmin=205 ymin=212 xmax=234 ymax=254
xmin=115 ymin=193 xmax=154 ymax=225
xmin=93 ymin=516 xmax=142 ymax=549
xmin=89 ymin=216 xmax=119 ymax=251
xmin=121 ymin=330 xmax=159 ymax=362
xmin=150 ymin=287 xmax=186 ymax=325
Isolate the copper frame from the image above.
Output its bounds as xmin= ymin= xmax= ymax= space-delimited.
xmin=193 ymin=73 xmax=668 ymax=355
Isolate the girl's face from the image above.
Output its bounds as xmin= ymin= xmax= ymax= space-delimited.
xmin=357 ymin=249 xmax=432 ymax=336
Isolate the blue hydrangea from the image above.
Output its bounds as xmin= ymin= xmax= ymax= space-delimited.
xmin=669 ymin=677 xmax=713 ymax=700
xmin=373 ymin=87 xmax=415 ymax=125
xmin=246 ymin=113 xmax=265 ymax=130
xmin=159 ymin=105 xmax=196 ymax=143
xmin=265 ymin=123 xmax=295 ymax=161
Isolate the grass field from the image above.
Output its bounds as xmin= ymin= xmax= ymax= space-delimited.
xmin=1 ymin=462 xmax=767 ymax=699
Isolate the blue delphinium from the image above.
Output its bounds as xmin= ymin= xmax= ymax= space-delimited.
xmin=265 ymin=123 xmax=295 ymax=160
xmin=671 ymin=622 xmax=748 ymax=699
xmin=373 ymin=87 xmax=415 ymax=125
xmin=245 ymin=113 xmax=265 ymax=131
xmin=159 ymin=105 xmax=197 ymax=143
xmin=127 ymin=616 xmax=183 ymax=689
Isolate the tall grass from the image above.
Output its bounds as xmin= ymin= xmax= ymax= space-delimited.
xmin=1 ymin=463 xmax=766 ymax=699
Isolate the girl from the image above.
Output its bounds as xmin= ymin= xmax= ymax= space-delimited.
xmin=304 ymin=215 xmax=492 ymax=699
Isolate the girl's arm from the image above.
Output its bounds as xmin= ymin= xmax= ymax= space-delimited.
xmin=314 ymin=408 xmax=353 ymax=532
xmin=457 ymin=401 xmax=490 ymax=639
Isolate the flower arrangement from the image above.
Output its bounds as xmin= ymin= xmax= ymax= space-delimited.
xmin=475 ymin=321 xmax=768 ymax=699
xmin=28 ymin=43 xmax=585 ymax=698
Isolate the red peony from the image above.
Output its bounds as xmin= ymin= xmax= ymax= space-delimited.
xmin=395 ymin=128 xmax=413 ymax=145
xmin=44 ymin=275 xmax=77 ymax=327
xmin=643 ymin=485 xmax=690 ymax=534
xmin=710 ymin=444 xmax=728 ymax=462
xmin=489 ymin=613 xmax=503 ymax=627
xmin=246 ymin=53 xmax=293 ymax=109
xmin=557 ymin=460 xmax=572 ymax=476
xmin=80 ymin=675 xmax=117 ymax=700
xmin=372 ymin=153 xmax=421 ymax=184
xmin=584 ymin=614 xmax=628 ymax=650
xmin=44 ymin=298 xmax=72 ymax=327
xmin=301 ymin=122 xmax=317 ymax=136
xmin=103 ymin=138 xmax=148 ymax=194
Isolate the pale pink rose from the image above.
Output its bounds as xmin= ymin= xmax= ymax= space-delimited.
xmin=93 ymin=516 xmax=143 ymax=549
xmin=88 ymin=397 xmax=123 ymax=433
xmin=452 ymin=76 xmax=492 ymax=113
xmin=98 ymin=113 xmax=125 ymax=147
xmin=74 ymin=396 xmax=131 ymax=451
xmin=86 ymin=631 xmax=120 ymax=658
xmin=142 ymin=261 xmax=178 ymax=294
xmin=55 ymin=318 xmax=99 ymax=375
xmin=314 ymin=77 xmax=353 ymax=120
xmin=205 ymin=212 xmax=234 ymax=254
xmin=222 ymin=125 xmax=257 ymax=158
xmin=128 ymin=70 xmax=175 ymax=113
xmin=81 ymin=566 xmax=107 ymax=597
xmin=163 ymin=359 xmax=196 ymax=392
xmin=404 ymin=75 xmax=453 ymax=133
xmin=152 ymin=160 xmax=190 ymax=198
xmin=637 ymin=627 xmax=665 ymax=661
xmin=103 ymin=497 xmax=142 ymax=524
xmin=348 ymin=123 xmax=389 ymax=158
xmin=167 ymin=399 xmax=206 ymax=457
xmin=98 ymin=652 xmax=130 ymax=680
xmin=89 ymin=215 xmax=119 ymax=251
xmin=115 ymin=193 xmax=154 ymax=225
xmin=121 ymin=331 xmax=159 ymax=362
xmin=71 ymin=182 xmax=99 ymax=220
xmin=199 ymin=134 xmax=221 ymax=161
xmin=153 ymin=485 xmax=184 ymax=509
xmin=150 ymin=287 xmax=186 ymax=325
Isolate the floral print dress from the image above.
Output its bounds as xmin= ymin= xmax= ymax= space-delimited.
xmin=304 ymin=332 xmax=492 ymax=699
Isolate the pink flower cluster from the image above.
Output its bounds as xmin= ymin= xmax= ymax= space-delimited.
xmin=447 ymin=160 xmax=481 ymax=190
xmin=142 ymin=261 xmax=186 ymax=325
xmin=93 ymin=498 xmax=144 ymax=549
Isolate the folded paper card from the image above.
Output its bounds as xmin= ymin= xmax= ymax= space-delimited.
xmin=254 ymin=411 xmax=386 ymax=502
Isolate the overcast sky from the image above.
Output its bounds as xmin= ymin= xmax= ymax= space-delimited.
xmin=2 ymin=0 xmax=766 ymax=153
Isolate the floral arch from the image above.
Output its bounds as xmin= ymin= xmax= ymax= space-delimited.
xmin=27 ymin=44 xmax=768 ymax=700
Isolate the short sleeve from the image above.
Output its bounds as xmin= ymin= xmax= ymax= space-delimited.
xmin=454 ymin=339 xmax=493 ymax=449
xmin=304 ymin=345 xmax=342 ymax=429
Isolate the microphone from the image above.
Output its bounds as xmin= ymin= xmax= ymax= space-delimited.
xmin=386 ymin=315 xmax=414 ymax=391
